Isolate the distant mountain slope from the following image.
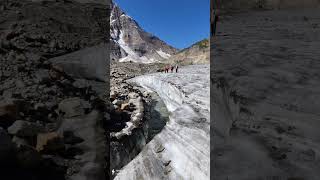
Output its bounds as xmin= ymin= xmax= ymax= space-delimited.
xmin=166 ymin=39 xmax=209 ymax=65
xmin=110 ymin=2 xmax=178 ymax=63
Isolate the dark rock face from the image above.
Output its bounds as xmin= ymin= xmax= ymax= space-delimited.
xmin=110 ymin=2 xmax=177 ymax=63
xmin=211 ymin=9 xmax=320 ymax=180
xmin=0 ymin=0 xmax=110 ymax=179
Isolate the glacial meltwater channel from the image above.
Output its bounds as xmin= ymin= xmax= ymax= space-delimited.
xmin=147 ymin=92 xmax=170 ymax=141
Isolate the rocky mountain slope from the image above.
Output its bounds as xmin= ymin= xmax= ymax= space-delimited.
xmin=211 ymin=8 xmax=320 ymax=180
xmin=0 ymin=0 xmax=109 ymax=179
xmin=110 ymin=2 xmax=177 ymax=63
xmin=166 ymin=39 xmax=209 ymax=65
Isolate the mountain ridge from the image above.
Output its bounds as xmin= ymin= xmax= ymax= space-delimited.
xmin=110 ymin=2 xmax=178 ymax=63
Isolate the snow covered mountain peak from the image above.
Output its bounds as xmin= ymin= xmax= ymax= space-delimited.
xmin=110 ymin=2 xmax=178 ymax=63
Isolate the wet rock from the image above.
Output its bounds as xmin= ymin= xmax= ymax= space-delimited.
xmin=36 ymin=132 xmax=65 ymax=153
xmin=8 ymin=120 xmax=45 ymax=137
xmin=58 ymin=97 xmax=90 ymax=118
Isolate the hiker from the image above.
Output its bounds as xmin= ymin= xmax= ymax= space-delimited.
xmin=175 ymin=65 xmax=179 ymax=73
xmin=170 ymin=65 xmax=174 ymax=73
xmin=165 ymin=65 xmax=169 ymax=73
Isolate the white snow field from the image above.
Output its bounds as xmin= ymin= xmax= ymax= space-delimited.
xmin=114 ymin=65 xmax=210 ymax=180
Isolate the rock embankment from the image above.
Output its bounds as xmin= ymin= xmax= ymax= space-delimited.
xmin=109 ymin=62 xmax=161 ymax=176
xmin=0 ymin=1 xmax=109 ymax=179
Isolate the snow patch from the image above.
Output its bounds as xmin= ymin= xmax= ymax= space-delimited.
xmin=157 ymin=49 xmax=172 ymax=59
xmin=117 ymin=30 xmax=157 ymax=64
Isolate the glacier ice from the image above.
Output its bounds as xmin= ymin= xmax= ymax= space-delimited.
xmin=114 ymin=65 xmax=210 ymax=180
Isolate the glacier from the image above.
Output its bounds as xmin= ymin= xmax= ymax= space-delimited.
xmin=114 ymin=65 xmax=210 ymax=180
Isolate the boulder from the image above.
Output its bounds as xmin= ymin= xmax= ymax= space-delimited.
xmin=12 ymin=136 xmax=29 ymax=148
xmin=112 ymin=99 xmax=123 ymax=106
xmin=8 ymin=120 xmax=45 ymax=137
xmin=49 ymin=44 xmax=108 ymax=82
xmin=58 ymin=97 xmax=90 ymax=118
xmin=110 ymin=91 xmax=117 ymax=99
xmin=143 ymin=91 xmax=150 ymax=98
xmin=120 ymin=103 xmax=130 ymax=110
xmin=128 ymin=92 xmax=139 ymax=99
xmin=36 ymin=132 xmax=65 ymax=153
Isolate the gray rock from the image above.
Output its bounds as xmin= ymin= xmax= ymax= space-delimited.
xmin=2 ymin=90 xmax=13 ymax=99
xmin=12 ymin=136 xmax=29 ymax=147
xmin=8 ymin=120 xmax=45 ymax=137
xmin=73 ymin=79 xmax=90 ymax=89
xmin=49 ymin=44 xmax=108 ymax=82
xmin=15 ymin=79 xmax=25 ymax=88
xmin=112 ymin=99 xmax=123 ymax=106
xmin=25 ymin=52 xmax=41 ymax=62
xmin=58 ymin=97 xmax=90 ymax=118
xmin=35 ymin=69 xmax=51 ymax=84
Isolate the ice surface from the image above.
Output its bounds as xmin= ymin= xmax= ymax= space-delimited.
xmin=114 ymin=65 xmax=210 ymax=180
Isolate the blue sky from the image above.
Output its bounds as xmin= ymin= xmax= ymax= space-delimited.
xmin=114 ymin=0 xmax=210 ymax=49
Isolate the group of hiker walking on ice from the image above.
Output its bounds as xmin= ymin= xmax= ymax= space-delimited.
xmin=163 ymin=64 xmax=179 ymax=73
